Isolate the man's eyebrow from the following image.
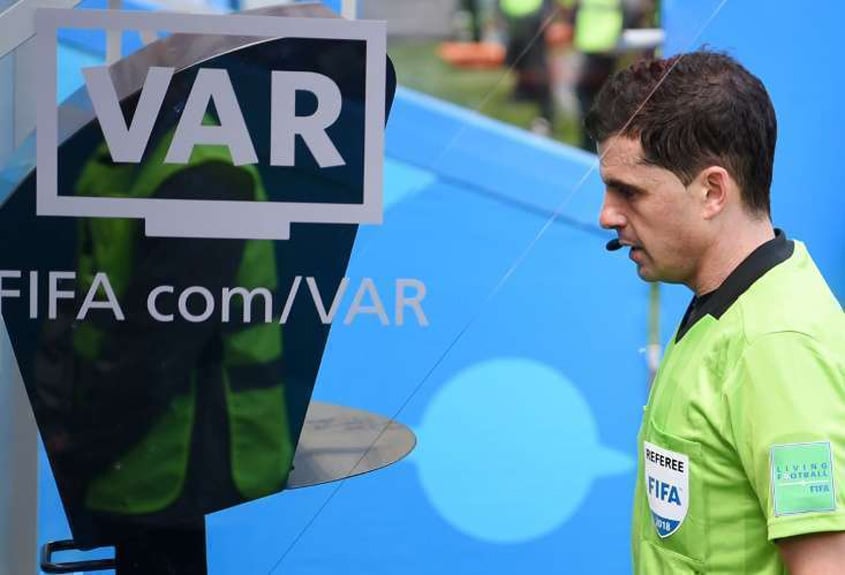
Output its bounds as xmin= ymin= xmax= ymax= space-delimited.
xmin=603 ymin=177 xmax=647 ymax=193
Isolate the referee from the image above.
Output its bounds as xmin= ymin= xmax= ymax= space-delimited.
xmin=588 ymin=51 xmax=845 ymax=573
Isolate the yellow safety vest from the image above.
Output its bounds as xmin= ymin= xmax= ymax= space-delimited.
xmin=73 ymin=132 xmax=294 ymax=515
xmin=500 ymin=0 xmax=545 ymax=18
xmin=569 ymin=0 xmax=624 ymax=53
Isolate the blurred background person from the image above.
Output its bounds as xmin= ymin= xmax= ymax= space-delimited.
xmin=562 ymin=0 xmax=656 ymax=149
xmin=497 ymin=0 xmax=558 ymax=133
xmin=460 ymin=0 xmax=484 ymax=42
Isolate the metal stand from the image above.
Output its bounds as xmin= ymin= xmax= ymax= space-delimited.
xmin=115 ymin=523 xmax=207 ymax=575
xmin=42 ymin=523 xmax=207 ymax=574
xmin=40 ymin=402 xmax=414 ymax=574
xmin=40 ymin=540 xmax=114 ymax=574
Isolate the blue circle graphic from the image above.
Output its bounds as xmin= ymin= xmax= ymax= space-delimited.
xmin=412 ymin=357 xmax=632 ymax=544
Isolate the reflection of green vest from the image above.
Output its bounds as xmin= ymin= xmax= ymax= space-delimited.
xmin=73 ymin=134 xmax=293 ymax=515
xmin=500 ymin=0 xmax=544 ymax=18
xmin=573 ymin=0 xmax=623 ymax=53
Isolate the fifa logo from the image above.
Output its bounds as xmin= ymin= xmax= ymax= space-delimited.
xmin=647 ymin=476 xmax=681 ymax=506
xmin=643 ymin=441 xmax=689 ymax=538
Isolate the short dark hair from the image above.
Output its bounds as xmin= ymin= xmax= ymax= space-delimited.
xmin=584 ymin=51 xmax=777 ymax=216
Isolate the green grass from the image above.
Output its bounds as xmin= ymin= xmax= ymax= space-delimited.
xmin=387 ymin=39 xmax=581 ymax=146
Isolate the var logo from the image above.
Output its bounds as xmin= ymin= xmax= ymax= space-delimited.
xmin=84 ymin=66 xmax=346 ymax=168
xmin=35 ymin=9 xmax=392 ymax=240
xmin=643 ymin=440 xmax=689 ymax=538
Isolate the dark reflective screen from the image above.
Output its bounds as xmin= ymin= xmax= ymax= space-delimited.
xmin=0 ymin=27 xmax=395 ymax=547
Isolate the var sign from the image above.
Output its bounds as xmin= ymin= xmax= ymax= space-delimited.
xmin=84 ymin=66 xmax=346 ymax=168
xmin=34 ymin=9 xmax=390 ymax=240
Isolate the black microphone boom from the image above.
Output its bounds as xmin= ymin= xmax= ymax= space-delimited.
xmin=605 ymin=238 xmax=623 ymax=251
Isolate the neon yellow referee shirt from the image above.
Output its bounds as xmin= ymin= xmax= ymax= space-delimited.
xmin=633 ymin=231 xmax=845 ymax=574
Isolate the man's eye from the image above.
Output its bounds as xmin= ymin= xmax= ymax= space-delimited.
xmin=616 ymin=186 xmax=637 ymax=198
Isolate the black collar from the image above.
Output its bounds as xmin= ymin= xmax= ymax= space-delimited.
xmin=676 ymin=229 xmax=794 ymax=342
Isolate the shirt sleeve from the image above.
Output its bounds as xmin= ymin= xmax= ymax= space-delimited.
xmin=725 ymin=331 xmax=845 ymax=541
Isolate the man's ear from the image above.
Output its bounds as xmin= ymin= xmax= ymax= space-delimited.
xmin=694 ymin=166 xmax=731 ymax=220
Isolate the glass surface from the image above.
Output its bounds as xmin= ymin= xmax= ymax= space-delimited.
xmin=1 ymin=2 xmax=398 ymax=550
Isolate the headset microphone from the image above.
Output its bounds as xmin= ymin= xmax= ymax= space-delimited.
xmin=605 ymin=238 xmax=623 ymax=251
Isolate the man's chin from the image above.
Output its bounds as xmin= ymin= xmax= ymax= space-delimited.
xmin=637 ymin=267 xmax=688 ymax=286
xmin=635 ymin=265 xmax=656 ymax=282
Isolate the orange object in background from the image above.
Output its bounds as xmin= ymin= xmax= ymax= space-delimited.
xmin=437 ymin=42 xmax=506 ymax=69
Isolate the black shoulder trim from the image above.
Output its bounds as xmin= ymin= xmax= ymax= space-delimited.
xmin=676 ymin=229 xmax=794 ymax=342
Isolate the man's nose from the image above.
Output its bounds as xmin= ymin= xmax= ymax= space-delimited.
xmin=599 ymin=194 xmax=626 ymax=230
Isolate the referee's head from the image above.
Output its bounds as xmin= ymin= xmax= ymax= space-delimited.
xmin=590 ymin=52 xmax=778 ymax=292
xmin=586 ymin=50 xmax=777 ymax=219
